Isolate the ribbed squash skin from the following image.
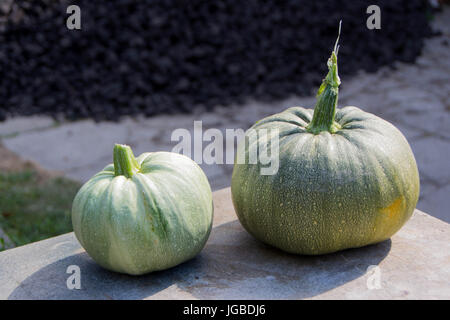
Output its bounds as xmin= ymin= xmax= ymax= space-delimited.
xmin=231 ymin=106 xmax=420 ymax=255
xmin=72 ymin=151 xmax=213 ymax=275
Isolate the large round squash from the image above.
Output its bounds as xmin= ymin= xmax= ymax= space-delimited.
xmin=72 ymin=144 xmax=213 ymax=275
xmin=231 ymin=33 xmax=419 ymax=255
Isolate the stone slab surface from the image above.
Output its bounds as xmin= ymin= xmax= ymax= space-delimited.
xmin=0 ymin=188 xmax=449 ymax=300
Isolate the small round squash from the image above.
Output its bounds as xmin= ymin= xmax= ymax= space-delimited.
xmin=72 ymin=144 xmax=213 ymax=275
xmin=231 ymin=29 xmax=420 ymax=255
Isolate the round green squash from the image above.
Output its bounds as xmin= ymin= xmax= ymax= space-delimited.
xmin=231 ymin=31 xmax=419 ymax=255
xmin=72 ymin=144 xmax=213 ymax=275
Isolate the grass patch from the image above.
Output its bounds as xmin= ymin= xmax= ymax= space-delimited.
xmin=0 ymin=170 xmax=81 ymax=250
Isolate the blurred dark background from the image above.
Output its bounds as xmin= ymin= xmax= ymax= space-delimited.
xmin=0 ymin=0 xmax=434 ymax=121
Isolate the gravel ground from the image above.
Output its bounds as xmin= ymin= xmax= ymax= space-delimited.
xmin=1 ymin=7 xmax=449 ymax=222
xmin=0 ymin=0 xmax=433 ymax=121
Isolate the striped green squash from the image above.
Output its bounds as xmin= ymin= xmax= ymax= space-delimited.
xmin=72 ymin=145 xmax=213 ymax=275
xmin=231 ymin=32 xmax=419 ymax=255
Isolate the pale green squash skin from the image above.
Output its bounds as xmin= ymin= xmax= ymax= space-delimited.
xmin=231 ymin=106 xmax=420 ymax=255
xmin=72 ymin=151 xmax=213 ymax=275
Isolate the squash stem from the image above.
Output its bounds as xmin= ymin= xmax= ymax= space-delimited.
xmin=113 ymin=144 xmax=140 ymax=178
xmin=307 ymin=21 xmax=342 ymax=135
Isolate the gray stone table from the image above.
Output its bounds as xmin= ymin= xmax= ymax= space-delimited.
xmin=1 ymin=188 xmax=449 ymax=300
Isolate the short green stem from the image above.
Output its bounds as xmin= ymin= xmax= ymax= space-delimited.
xmin=307 ymin=22 xmax=342 ymax=135
xmin=113 ymin=144 xmax=140 ymax=178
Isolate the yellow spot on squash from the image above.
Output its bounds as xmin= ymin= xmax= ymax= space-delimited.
xmin=373 ymin=196 xmax=406 ymax=241
xmin=380 ymin=197 xmax=404 ymax=222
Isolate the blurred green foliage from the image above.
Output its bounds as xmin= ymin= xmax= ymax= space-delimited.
xmin=0 ymin=170 xmax=80 ymax=250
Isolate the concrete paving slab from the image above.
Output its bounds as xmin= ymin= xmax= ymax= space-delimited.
xmin=0 ymin=116 xmax=56 ymax=137
xmin=2 ymin=120 xmax=131 ymax=182
xmin=417 ymin=183 xmax=450 ymax=223
xmin=0 ymin=188 xmax=449 ymax=300
xmin=411 ymin=137 xmax=450 ymax=184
